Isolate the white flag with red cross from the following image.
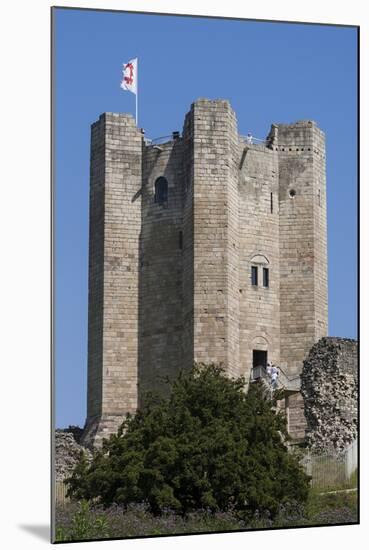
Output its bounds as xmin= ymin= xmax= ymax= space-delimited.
xmin=120 ymin=58 xmax=138 ymax=94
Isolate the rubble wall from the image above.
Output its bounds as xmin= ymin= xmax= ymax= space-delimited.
xmin=301 ymin=337 xmax=358 ymax=454
xmin=55 ymin=430 xmax=92 ymax=482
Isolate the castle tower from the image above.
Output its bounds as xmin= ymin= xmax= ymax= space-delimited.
xmin=82 ymin=99 xmax=328 ymax=447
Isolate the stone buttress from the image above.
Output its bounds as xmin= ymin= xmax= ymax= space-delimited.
xmin=82 ymin=113 xmax=142 ymax=447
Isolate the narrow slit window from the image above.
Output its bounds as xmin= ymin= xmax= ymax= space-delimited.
xmin=318 ymin=189 xmax=321 ymax=207
xmin=270 ymin=192 xmax=273 ymax=213
xmin=263 ymin=267 xmax=269 ymax=288
xmin=251 ymin=266 xmax=258 ymax=286
xmin=179 ymin=230 xmax=183 ymax=249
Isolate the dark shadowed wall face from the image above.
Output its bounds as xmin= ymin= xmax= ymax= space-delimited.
xmin=139 ymin=139 xmax=186 ymax=400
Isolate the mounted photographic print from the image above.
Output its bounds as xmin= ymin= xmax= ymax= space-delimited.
xmin=52 ymin=5 xmax=359 ymax=543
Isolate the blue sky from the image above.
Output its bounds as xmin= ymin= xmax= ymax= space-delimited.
xmin=54 ymin=8 xmax=358 ymax=428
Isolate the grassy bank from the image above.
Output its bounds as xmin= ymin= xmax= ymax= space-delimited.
xmin=55 ymin=490 xmax=358 ymax=542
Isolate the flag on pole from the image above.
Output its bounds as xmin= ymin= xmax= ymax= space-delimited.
xmin=120 ymin=58 xmax=138 ymax=94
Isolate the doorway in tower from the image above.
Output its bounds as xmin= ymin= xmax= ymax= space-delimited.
xmin=253 ymin=349 xmax=268 ymax=369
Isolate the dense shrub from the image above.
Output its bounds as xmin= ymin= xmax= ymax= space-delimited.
xmin=66 ymin=364 xmax=310 ymax=517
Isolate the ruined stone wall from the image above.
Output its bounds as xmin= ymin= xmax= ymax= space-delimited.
xmin=55 ymin=430 xmax=92 ymax=482
xmin=238 ymin=143 xmax=280 ymax=382
xmin=301 ymin=337 xmax=358 ymax=454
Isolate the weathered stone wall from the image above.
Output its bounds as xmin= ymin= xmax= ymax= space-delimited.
xmin=238 ymin=142 xmax=280 ymax=382
xmin=285 ymin=393 xmax=307 ymax=442
xmin=139 ymin=138 xmax=185 ymax=399
xmin=86 ymin=118 xmax=105 ymax=421
xmin=312 ymin=127 xmax=329 ymax=342
xmin=301 ymin=337 xmax=358 ymax=453
xmin=190 ymin=99 xmax=240 ymax=377
xmin=82 ymin=113 xmax=143 ymax=448
xmin=277 ymin=122 xmax=328 ymax=377
xmin=181 ymin=109 xmax=195 ymax=371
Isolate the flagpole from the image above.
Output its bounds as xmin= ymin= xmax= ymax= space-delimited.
xmin=135 ymin=58 xmax=138 ymax=127
xmin=136 ymin=90 xmax=138 ymax=127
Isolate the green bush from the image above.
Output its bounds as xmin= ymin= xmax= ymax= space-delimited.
xmin=66 ymin=364 xmax=310 ymax=517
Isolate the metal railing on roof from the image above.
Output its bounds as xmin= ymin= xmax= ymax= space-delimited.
xmin=145 ymin=133 xmax=267 ymax=147
xmin=240 ymin=135 xmax=268 ymax=146
xmin=144 ymin=133 xmax=181 ymax=146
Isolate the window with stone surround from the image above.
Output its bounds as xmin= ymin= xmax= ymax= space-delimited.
xmin=250 ymin=254 xmax=270 ymax=288
xmin=154 ymin=176 xmax=168 ymax=204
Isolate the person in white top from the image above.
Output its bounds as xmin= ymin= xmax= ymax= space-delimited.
xmin=270 ymin=364 xmax=279 ymax=389
xmin=266 ymin=361 xmax=272 ymax=377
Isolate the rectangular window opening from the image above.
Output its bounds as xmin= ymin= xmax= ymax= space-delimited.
xmin=253 ymin=350 xmax=267 ymax=369
xmin=251 ymin=266 xmax=258 ymax=286
xmin=263 ymin=267 xmax=269 ymax=288
xmin=270 ymin=192 xmax=273 ymax=213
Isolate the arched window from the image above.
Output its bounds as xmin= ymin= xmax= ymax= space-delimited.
xmin=154 ymin=176 xmax=168 ymax=204
xmin=250 ymin=254 xmax=270 ymax=288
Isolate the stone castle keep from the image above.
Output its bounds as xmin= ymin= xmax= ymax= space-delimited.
xmin=82 ymin=98 xmax=328 ymax=447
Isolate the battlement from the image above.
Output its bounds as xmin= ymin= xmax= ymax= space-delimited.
xmin=191 ymin=97 xmax=232 ymax=107
xmin=276 ymin=120 xmax=318 ymax=128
